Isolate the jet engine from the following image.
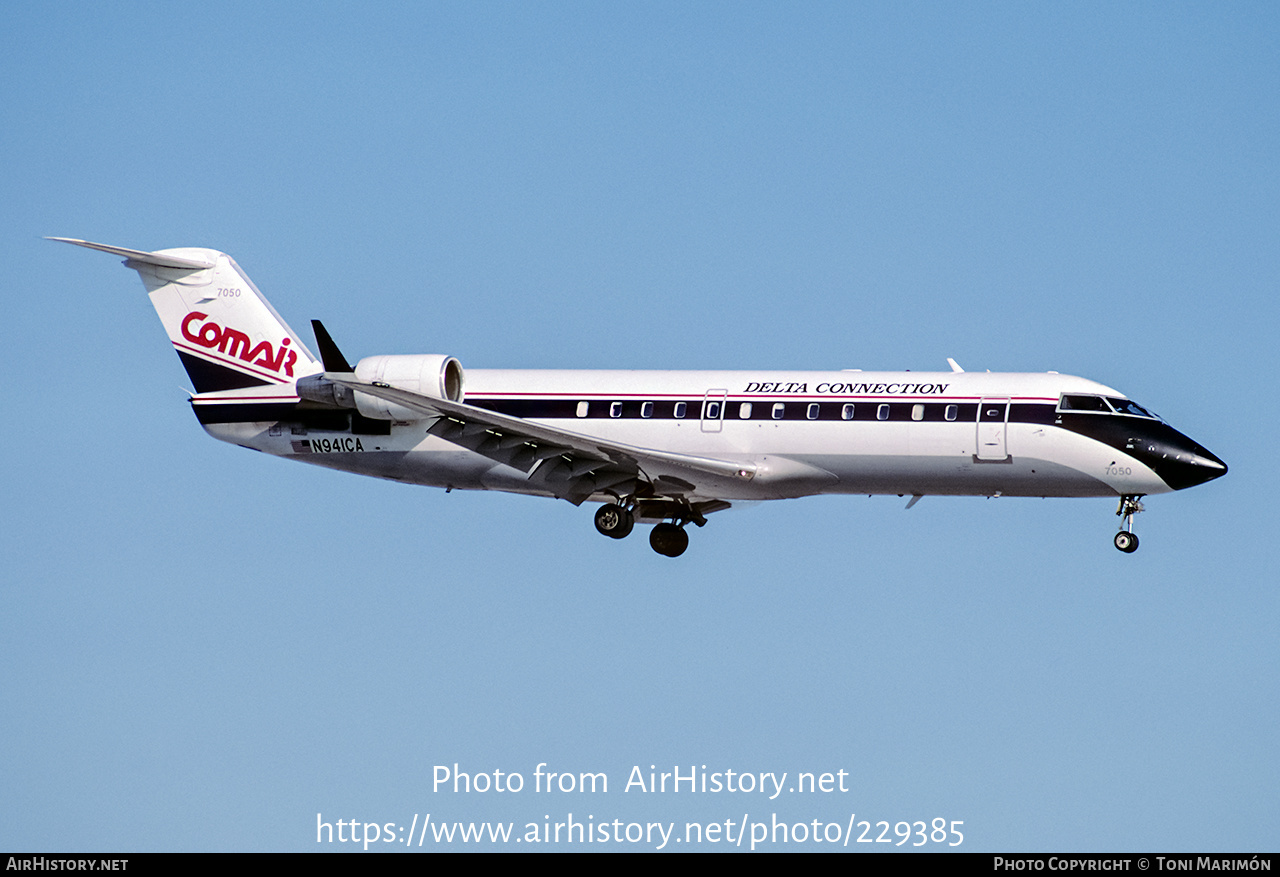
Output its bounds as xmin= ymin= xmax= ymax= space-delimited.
xmin=351 ymin=354 xmax=465 ymax=420
xmin=295 ymin=354 xmax=464 ymax=421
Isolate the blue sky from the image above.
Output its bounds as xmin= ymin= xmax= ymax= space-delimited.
xmin=3 ymin=2 xmax=1276 ymax=852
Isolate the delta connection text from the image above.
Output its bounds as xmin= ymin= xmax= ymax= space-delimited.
xmin=742 ymin=380 xmax=951 ymax=395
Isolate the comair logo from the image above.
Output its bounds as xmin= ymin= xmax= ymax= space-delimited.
xmin=180 ymin=311 xmax=297 ymax=377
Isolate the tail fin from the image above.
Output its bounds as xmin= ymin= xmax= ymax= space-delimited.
xmin=52 ymin=238 xmax=321 ymax=393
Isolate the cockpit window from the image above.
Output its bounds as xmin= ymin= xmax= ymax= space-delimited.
xmin=1059 ymin=393 xmax=1159 ymax=419
xmin=1058 ymin=394 xmax=1110 ymax=412
xmin=1105 ymin=397 xmax=1158 ymax=419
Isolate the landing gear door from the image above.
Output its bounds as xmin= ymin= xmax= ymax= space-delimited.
xmin=701 ymin=389 xmax=727 ymax=433
xmin=976 ymin=397 xmax=1010 ymax=461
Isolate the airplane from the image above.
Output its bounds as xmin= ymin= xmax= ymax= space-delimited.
xmin=52 ymin=237 xmax=1227 ymax=557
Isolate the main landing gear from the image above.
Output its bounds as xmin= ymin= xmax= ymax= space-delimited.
xmin=1113 ymin=494 xmax=1144 ymax=553
xmin=593 ymin=503 xmax=634 ymax=540
xmin=592 ymin=501 xmax=695 ymax=557
xmin=648 ymin=523 xmax=689 ymax=558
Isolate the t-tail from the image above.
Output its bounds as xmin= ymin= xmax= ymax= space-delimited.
xmin=50 ymin=238 xmax=321 ymax=392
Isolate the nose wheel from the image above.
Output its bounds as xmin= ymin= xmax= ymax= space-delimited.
xmin=1113 ymin=531 xmax=1139 ymax=553
xmin=1114 ymin=495 xmax=1144 ymax=553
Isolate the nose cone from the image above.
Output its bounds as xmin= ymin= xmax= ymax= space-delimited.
xmin=1133 ymin=426 xmax=1227 ymax=491
xmin=1169 ymin=446 xmax=1227 ymax=489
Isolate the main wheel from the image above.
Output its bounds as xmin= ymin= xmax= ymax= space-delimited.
xmin=594 ymin=504 xmax=634 ymax=539
xmin=1113 ymin=531 xmax=1139 ymax=553
xmin=649 ymin=523 xmax=689 ymax=557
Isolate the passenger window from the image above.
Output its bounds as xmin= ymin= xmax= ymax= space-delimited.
xmin=576 ymin=401 xmax=589 ymax=418
xmin=705 ymin=401 xmax=721 ymax=419
xmin=945 ymin=404 xmax=958 ymax=422
xmin=772 ymin=402 xmax=785 ymax=420
xmin=841 ymin=404 xmax=855 ymax=421
xmin=911 ymin=403 xmax=924 ymax=421
xmin=641 ymin=401 xmax=654 ymax=419
xmin=609 ymin=401 xmax=622 ymax=418
xmin=877 ymin=404 xmax=890 ymax=421
xmin=807 ymin=403 xmax=820 ymax=420
xmin=738 ymin=402 xmax=752 ymax=419
xmin=674 ymin=402 xmax=687 ymax=419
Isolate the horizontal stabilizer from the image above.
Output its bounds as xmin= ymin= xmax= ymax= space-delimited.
xmin=47 ymin=237 xmax=215 ymax=270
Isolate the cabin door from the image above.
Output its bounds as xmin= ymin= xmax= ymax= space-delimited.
xmin=976 ymin=397 xmax=1010 ymax=461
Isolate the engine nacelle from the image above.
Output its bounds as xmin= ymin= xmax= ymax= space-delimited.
xmin=352 ymin=354 xmax=465 ymax=420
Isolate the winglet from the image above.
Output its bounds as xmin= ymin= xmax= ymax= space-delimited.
xmin=311 ymin=320 xmax=355 ymax=373
xmin=47 ymin=237 xmax=215 ymax=270
xmin=947 ymin=357 xmax=964 ymax=373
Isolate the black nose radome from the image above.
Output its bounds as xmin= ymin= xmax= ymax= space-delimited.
xmin=1134 ymin=429 xmax=1227 ymax=491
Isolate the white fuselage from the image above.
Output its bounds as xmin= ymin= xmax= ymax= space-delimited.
xmin=201 ymin=368 xmax=1174 ymax=502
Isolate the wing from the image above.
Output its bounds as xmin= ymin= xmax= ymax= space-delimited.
xmin=324 ymin=374 xmax=757 ymax=506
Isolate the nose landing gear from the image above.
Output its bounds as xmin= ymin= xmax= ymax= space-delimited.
xmin=1114 ymin=495 xmax=1144 ymax=553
